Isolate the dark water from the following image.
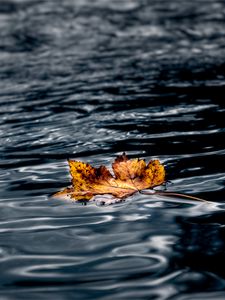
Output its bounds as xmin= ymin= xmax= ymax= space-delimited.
xmin=1 ymin=0 xmax=225 ymax=299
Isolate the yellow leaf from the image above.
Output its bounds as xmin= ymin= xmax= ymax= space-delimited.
xmin=53 ymin=153 xmax=165 ymax=201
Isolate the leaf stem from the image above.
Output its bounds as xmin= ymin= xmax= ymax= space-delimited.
xmin=140 ymin=190 xmax=211 ymax=204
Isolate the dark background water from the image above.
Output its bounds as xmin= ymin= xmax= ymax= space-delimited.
xmin=1 ymin=0 xmax=225 ymax=299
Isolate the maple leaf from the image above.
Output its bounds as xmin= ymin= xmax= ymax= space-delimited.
xmin=54 ymin=153 xmax=166 ymax=201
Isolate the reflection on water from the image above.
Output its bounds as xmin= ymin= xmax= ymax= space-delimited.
xmin=0 ymin=0 xmax=225 ymax=299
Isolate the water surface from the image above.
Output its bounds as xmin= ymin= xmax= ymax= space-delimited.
xmin=0 ymin=0 xmax=225 ymax=299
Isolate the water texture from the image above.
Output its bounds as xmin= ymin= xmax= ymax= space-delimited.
xmin=0 ymin=0 xmax=225 ymax=299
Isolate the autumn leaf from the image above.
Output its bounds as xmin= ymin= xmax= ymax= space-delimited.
xmin=54 ymin=153 xmax=166 ymax=201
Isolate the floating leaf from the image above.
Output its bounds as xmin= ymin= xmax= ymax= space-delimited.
xmin=54 ymin=153 xmax=166 ymax=201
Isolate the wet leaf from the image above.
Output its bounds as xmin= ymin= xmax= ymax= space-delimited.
xmin=54 ymin=153 xmax=165 ymax=201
